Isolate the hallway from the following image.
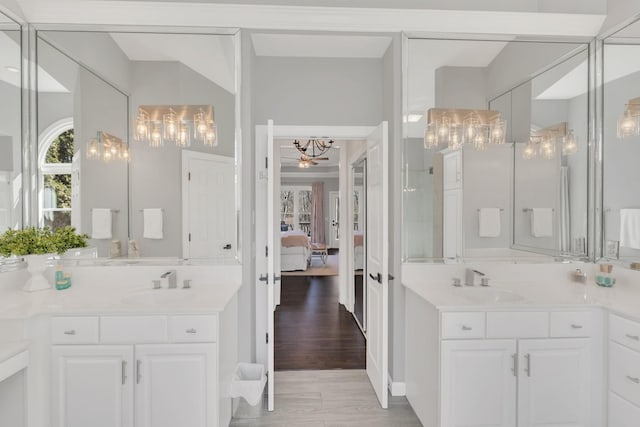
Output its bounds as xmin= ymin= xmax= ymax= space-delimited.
xmin=275 ymin=275 xmax=365 ymax=371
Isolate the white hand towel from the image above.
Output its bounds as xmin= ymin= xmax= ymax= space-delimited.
xmin=143 ymin=208 xmax=164 ymax=239
xmin=531 ymin=208 xmax=553 ymax=237
xmin=620 ymin=209 xmax=640 ymax=249
xmin=478 ymin=208 xmax=501 ymax=237
xmin=91 ymin=208 xmax=112 ymax=239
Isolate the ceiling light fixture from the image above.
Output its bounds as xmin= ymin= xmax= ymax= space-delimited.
xmin=522 ymin=122 xmax=577 ymax=160
xmin=424 ymin=108 xmax=506 ymax=150
xmin=293 ymin=137 xmax=334 ymax=158
xmin=617 ymin=97 xmax=640 ymax=139
xmin=134 ymin=105 xmax=217 ymax=148
xmin=86 ymin=131 xmax=129 ymax=162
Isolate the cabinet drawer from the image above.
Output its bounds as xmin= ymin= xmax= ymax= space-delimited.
xmin=51 ymin=316 xmax=99 ymax=344
xmin=610 ymin=342 xmax=640 ymax=407
xmin=609 ymin=392 xmax=640 ymax=427
xmin=610 ymin=314 xmax=640 ymax=352
xmin=486 ymin=312 xmax=548 ymax=338
xmin=169 ymin=315 xmax=217 ymax=343
xmin=100 ymin=316 xmax=167 ymax=344
xmin=441 ymin=312 xmax=485 ymax=339
xmin=550 ymin=311 xmax=592 ymax=337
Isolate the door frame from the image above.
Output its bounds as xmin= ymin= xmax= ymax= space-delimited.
xmin=255 ymin=124 xmax=376 ymax=409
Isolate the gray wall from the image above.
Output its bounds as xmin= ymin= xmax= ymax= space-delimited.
xmin=128 ymin=60 xmax=235 ymax=257
xmin=252 ymin=56 xmax=383 ymax=126
xmin=434 ymin=66 xmax=487 ymax=109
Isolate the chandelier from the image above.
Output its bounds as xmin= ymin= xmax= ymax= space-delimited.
xmin=617 ymin=97 xmax=640 ymax=139
xmin=424 ymin=108 xmax=506 ymax=150
xmin=86 ymin=131 xmax=129 ymax=162
xmin=134 ymin=105 xmax=217 ymax=148
xmin=522 ymin=122 xmax=577 ymax=160
xmin=293 ymin=138 xmax=334 ymax=158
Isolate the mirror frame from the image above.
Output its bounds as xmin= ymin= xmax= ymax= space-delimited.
xmin=25 ymin=24 xmax=242 ymax=264
xmin=402 ymin=34 xmax=596 ymax=264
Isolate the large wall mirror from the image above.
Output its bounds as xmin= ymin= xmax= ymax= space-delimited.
xmin=403 ymin=38 xmax=590 ymax=262
xmin=602 ymin=19 xmax=640 ymax=264
xmin=35 ymin=29 xmax=239 ymax=260
xmin=0 ymin=13 xmax=22 ymax=236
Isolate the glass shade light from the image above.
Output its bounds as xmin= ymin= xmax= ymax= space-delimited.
xmin=163 ymin=108 xmax=178 ymax=142
xmin=204 ymin=123 xmax=218 ymax=147
xmin=562 ymin=129 xmax=578 ymax=155
xmin=86 ymin=138 xmax=100 ymax=160
xmin=424 ymin=108 xmax=505 ymax=151
xmin=176 ymin=122 xmax=190 ymax=147
xmin=194 ymin=109 xmax=209 ymax=140
xmin=134 ymin=109 xmax=150 ymax=141
xmin=540 ymin=138 xmax=556 ymax=160
xmin=86 ymin=132 xmax=129 ymax=163
xmin=150 ymin=124 xmax=163 ymax=148
xmin=522 ymin=140 xmax=536 ymax=160
xmin=617 ymin=107 xmax=639 ymax=139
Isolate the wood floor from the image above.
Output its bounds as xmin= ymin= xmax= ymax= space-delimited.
xmin=275 ymin=274 xmax=366 ymax=371
xmin=230 ymin=370 xmax=422 ymax=426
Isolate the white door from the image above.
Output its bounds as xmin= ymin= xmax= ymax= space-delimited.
xmin=51 ymin=345 xmax=134 ymax=427
xmin=182 ymin=150 xmax=235 ymax=259
xmin=135 ymin=343 xmax=216 ymax=427
xmin=441 ymin=340 xmax=517 ymax=427
xmin=365 ymin=121 xmax=389 ymax=408
xmin=443 ymin=188 xmax=462 ymax=260
xmin=329 ymin=191 xmax=340 ymax=248
xmin=517 ymin=338 xmax=590 ymax=427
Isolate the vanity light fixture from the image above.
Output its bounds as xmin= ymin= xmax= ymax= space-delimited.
xmin=294 ymin=138 xmax=334 ymax=158
xmin=424 ymin=108 xmax=506 ymax=150
xmin=134 ymin=105 xmax=217 ymax=148
xmin=617 ymin=97 xmax=640 ymax=139
xmin=522 ymin=122 xmax=577 ymax=160
xmin=86 ymin=131 xmax=129 ymax=162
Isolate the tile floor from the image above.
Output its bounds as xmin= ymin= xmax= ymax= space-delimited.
xmin=230 ymin=370 xmax=422 ymax=426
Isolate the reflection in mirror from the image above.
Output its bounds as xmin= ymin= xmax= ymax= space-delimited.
xmin=603 ymin=19 xmax=640 ymax=263
xmin=404 ymin=38 xmax=589 ymax=262
xmin=352 ymin=157 xmax=366 ymax=332
xmin=0 ymin=14 xmax=22 ymax=235
xmin=36 ymin=31 xmax=237 ymax=260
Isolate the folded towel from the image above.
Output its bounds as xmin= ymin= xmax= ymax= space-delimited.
xmin=620 ymin=209 xmax=640 ymax=249
xmin=478 ymin=208 xmax=501 ymax=237
xmin=143 ymin=208 xmax=164 ymax=239
xmin=91 ymin=208 xmax=112 ymax=240
xmin=531 ymin=208 xmax=553 ymax=237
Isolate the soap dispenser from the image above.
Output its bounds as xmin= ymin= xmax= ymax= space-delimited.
xmin=595 ymin=264 xmax=615 ymax=287
xmin=55 ymin=264 xmax=71 ymax=290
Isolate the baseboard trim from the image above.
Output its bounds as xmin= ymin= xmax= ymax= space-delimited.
xmin=387 ymin=373 xmax=406 ymax=396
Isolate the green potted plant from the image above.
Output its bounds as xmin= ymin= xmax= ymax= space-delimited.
xmin=0 ymin=226 xmax=89 ymax=291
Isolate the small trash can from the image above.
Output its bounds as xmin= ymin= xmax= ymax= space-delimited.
xmin=230 ymin=363 xmax=267 ymax=419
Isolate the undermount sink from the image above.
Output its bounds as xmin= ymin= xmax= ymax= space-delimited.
xmin=459 ymin=286 xmax=525 ymax=303
xmin=122 ymin=290 xmax=196 ymax=306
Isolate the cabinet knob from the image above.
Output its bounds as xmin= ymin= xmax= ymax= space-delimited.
xmin=63 ymin=330 xmax=76 ymax=335
xmin=570 ymin=324 xmax=583 ymax=329
xmin=186 ymin=328 xmax=197 ymax=334
xmin=461 ymin=325 xmax=472 ymax=331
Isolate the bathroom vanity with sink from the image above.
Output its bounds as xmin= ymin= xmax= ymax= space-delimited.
xmin=402 ymin=262 xmax=640 ymax=427
xmin=0 ymin=264 xmax=241 ymax=427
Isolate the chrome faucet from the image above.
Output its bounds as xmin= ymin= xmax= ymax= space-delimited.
xmin=160 ymin=270 xmax=177 ymax=289
xmin=465 ymin=268 xmax=485 ymax=286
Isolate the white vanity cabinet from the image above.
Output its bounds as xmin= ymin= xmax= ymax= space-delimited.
xmin=405 ymin=292 xmax=600 ymax=427
xmin=608 ymin=314 xmax=640 ymax=427
xmin=51 ymin=314 xmax=222 ymax=427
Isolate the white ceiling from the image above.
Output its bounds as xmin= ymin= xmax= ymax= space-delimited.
xmin=109 ymin=33 xmax=236 ymax=94
xmin=251 ymin=33 xmax=392 ymax=58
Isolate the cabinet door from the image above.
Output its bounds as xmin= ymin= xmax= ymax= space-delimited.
xmin=135 ymin=343 xmax=217 ymax=427
xmin=443 ymin=188 xmax=462 ymax=259
xmin=517 ymin=338 xmax=590 ymax=427
xmin=51 ymin=345 xmax=133 ymax=427
xmin=443 ymin=150 xmax=462 ymax=190
xmin=441 ymin=340 xmax=517 ymax=427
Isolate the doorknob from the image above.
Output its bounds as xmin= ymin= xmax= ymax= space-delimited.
xmin=223 ymin=243 xmax=232 ymax=250
xmin=368 ymin=272 xmax=382 ymax=284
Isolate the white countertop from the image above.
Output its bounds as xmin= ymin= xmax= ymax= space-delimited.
xmin=0 ymin=265 xmax=242 ymax=319
xmin=402 ymin=262 xmax=640 ymax=321
xmin=0 ymin=340 xmax=29 ymax=364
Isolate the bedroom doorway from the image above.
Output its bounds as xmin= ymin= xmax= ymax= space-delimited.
xmin=255 ymin=122 xmax=389 ymax=411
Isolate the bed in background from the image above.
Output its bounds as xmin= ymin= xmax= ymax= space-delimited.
xmin=281 ymin=230 xmax=311 ymax=271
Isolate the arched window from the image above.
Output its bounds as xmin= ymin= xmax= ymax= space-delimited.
xmin=39 ymin=118 xmax=74 ymax=230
